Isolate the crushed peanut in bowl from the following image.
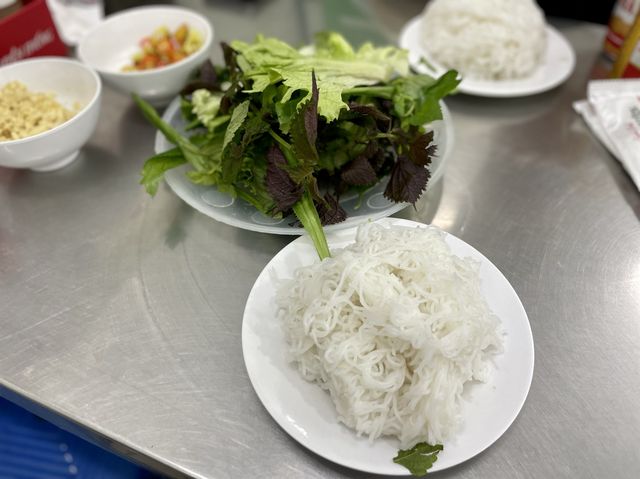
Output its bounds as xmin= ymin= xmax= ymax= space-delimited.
xmin=0 ymin=81 xmax=81 ymax=142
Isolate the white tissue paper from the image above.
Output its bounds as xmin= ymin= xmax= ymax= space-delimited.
xmin=45 ymin=0 xmax=103 ymax=46
xmin=573 ymin=79 xmax=640 ymax=190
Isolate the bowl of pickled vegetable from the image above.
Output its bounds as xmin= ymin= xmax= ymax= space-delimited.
xmin=78 ymin=5 xmax=213 ymax=106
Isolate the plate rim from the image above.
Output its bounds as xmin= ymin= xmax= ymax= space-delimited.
xmin=154 ymin=97 xmax=455 ymax=235
xmin=399 ymin=15 xmax=576 ymax=98
xmin=241 ymin=218 xmax=535 ymax=475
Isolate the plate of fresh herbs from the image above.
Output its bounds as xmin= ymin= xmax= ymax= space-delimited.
xmin=136 ymin=32 xmax=459 ymax=259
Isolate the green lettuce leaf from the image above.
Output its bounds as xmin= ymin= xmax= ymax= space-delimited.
xmin=230 ymin=31 xmax=410 ymax=122
xmin=191 ymin=89 xmax=223 ymax=130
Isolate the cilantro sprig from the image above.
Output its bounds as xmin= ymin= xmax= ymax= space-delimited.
xmin=136 ymin=32 xmax=459 ymax=259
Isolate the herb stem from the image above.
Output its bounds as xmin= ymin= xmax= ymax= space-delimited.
xmin=268 ymin=129 xmax=293 ymax=153
xmin=292 ymin=190 xmax=330 ymax=260
xmin=133 ymin=94 xmax=206 ymax=170
xmin=235 ymin=189 xmax=264 ymax=211
xmin=374 ymin=132 xmax=398 ymax=140
xmin=342 ymin=86 xmax=394 ymax=99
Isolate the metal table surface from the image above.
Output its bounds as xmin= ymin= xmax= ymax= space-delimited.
xmin=1 ymin=1 xmax=639 ymax=478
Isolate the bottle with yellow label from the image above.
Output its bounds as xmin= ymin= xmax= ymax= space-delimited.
xmin=591 ymin=0 xmax=640 ymax=78
xmin=604 ymin=0 xmax=640 ymax=61
xmin=611 ymin=12 xmax=640 ymax=77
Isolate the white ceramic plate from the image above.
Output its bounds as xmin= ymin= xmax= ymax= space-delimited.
xmin=399 ymin=16 xmax=576 ymax=98
xmin=242 ymin=218 xmax=534 ymax=475
xmin=155 ymin=97 xmax=454 ymax=235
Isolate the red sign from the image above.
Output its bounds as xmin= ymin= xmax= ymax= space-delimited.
xmin=0 ymin=0 xmax=67 ymax=66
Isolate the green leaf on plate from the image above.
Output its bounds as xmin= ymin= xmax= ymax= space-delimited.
xmin=392 ymin=442 xmax=443 ymax=476
xmin=139 ymin=147 xmax=186 ymax=196
xmin=223 ymin=99 xmax=250 ymax=152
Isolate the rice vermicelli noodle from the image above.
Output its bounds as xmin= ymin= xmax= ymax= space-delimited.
xmin=420 ymin=0 xmax=547 ymax=80
xmin=276 ymin=222 xmax=504 ymax=448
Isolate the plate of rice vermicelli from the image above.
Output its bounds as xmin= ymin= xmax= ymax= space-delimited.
xmin=241 ymin=218 xmax=534 ymax=475
xmin=399 ymin=0 xmax=576 ymax=98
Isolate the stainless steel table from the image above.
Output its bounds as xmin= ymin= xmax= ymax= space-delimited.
xmin=2 ymin=1 xmax=639 ymax=478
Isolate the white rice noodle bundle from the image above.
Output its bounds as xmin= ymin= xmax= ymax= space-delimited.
xmin=276 ymin=223 xmax=503 ymax=448
xmin=420 ymin=0 xmax=547 ymax=80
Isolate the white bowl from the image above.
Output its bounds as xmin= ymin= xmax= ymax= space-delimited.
xmin=77 ymin=6 xmax=214 ymax=106
xmin=0 ymin=57 xmax=102 ymax=172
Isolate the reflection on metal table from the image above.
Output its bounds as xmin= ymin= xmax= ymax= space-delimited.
xmin=1 ymin=1 xmax=639 ymax=478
